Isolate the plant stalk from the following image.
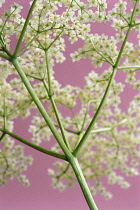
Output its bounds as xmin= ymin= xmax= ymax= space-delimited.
xmin=13 ymin=0 xmax=38 ymax=57
xmin=69 ymin=157 xmax=98 ymax=210
xmin=0 ymin=128 xmax=67 ymax=161
xmin=11 ymin=58 xmax=72 ymax=158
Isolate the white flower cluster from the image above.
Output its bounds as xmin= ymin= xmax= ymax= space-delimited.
xmin=71 ymin=34 xmax=118 ymax=67
xmin=0 ymin=0 xmax=140 ymax=200
xmin=0 ymin=78 xmax=33 ymax=185
xmin=0 ymin=135 xmax=33 ymax=186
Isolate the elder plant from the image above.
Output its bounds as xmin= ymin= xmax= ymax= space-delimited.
xmin=0 ymin=0 xmax=140 ymax=209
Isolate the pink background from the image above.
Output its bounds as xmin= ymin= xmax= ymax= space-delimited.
xmin=0 ymin=0 xmax=140 ymax=209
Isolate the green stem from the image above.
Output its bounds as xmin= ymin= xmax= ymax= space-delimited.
xmin=42 ymin=79 xmax=71 ymax=151
xmin=110 ymin=131 xmax=120 ymax=169
xmin=91 ymin=44 xmax=114 ymax=66
xmin=0 ymin=8 xmax=17 ymax=34
xmin=69 ymin=157 xmax=98 ymax=210
xmin=132 ymin=22 xmax=140 ymax=27
xmin=70 ymin=108 xmax=80 ymax=132
xmin=43 ymin=51 xmax=71 ymax=150
xmin=118 ymin=66 xmax=140 ymax=70
xmin=3 ymin=96 xmax=7 ymax=129
xmin=56 ymin=163 xmax=70 ymax=179
xmin=0 ymin=132 xmax=6 ymax=142
xmin=13 ymin=0 xmax=38 ymax=57
xmin=44 ymin=51 xmax=51 ymax=91
xmin=0 ymin=52 xmax=11 ymax=60
xmin=25 ymin=74 xmax=42 ymax=81
xmin=0 ymin=152 xmax=9 ymax=178
xmin=45 ymin=29 xmax=64 ymax=52
xmin=36 ymin=123 xmax=79 ymax=135
xmin=55 ymin=124 xmax=79 ymax=135
xmin=80 ymin=105 xmax=89 ymax=133
xmin=73 ymin=0 xmax=138 ymax=157
xmin=18 ymin=33 xmax=38 ymax=55
xmin=0 ymin=128 xmax=67 ymax=161
xmin=90 ymin=118 xmax=128 ymax=134
xmin=11 ymin=58 xmax=72 ymax=159
xmin=0 ymin=34 xmax=12 ymax=57
xmin=73 ymin=67 xmax=117 ymax=156
xmin=1 ymin=56 xmax=99 ymax=208
xmin=9 ymin=57 xmax=98 ymax=209
xmin=91 ymin=127 xmax=112 ymax=134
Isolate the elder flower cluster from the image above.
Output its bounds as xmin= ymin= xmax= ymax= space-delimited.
xmin=0 ymin=0 xmax=140 ymax=200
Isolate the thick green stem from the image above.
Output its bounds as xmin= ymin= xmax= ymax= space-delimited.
xmin=0 ymin=52 xmax=11 ymax=60
xmin=69 ymin=157 xmax=98 ymax=210
xmin=0 ymin=56 xmax=99 ymax=207
xmin=0 ymin=128 xmax=67 ymax=161
xmin=11 ymin=39 xmax=98 ymax=210
xmin=11 ymin=58 xmax=72 ymax=159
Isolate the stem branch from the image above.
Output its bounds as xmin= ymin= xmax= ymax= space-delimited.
xmin=11 ymin=58 xmax=72 ymax=159
xmin=0 ymin=128 xmax=67 ymax=161
xmin=13 ymin=0 xmax=38 ymax=57
xmin=73 ymin=0 xmax=138 ymax=157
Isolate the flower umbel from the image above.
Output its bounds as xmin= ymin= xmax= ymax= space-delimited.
xmin=0 ymin=0 xmax=140 ymax=209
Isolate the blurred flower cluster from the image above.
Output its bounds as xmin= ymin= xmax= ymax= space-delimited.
xmin=0 ymin=0 xmax=140 ymax=199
